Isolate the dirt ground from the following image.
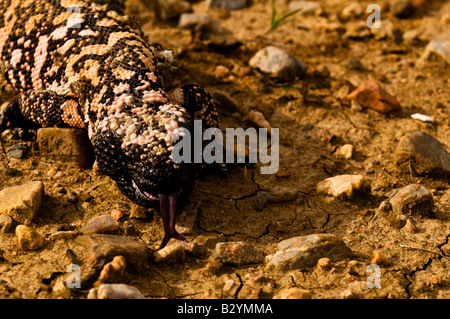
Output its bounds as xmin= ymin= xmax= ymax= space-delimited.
xmin=0 ymin=0 xmax=450 ymax=299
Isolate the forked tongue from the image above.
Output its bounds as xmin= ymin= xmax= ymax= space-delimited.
xmin=158 ymin=191 xmax=186 ymax=249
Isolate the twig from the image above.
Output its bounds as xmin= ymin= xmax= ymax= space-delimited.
xmin=399 ymin=244 xmax=450 ymax=259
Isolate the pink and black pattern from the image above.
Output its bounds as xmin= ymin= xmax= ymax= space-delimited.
xmin=0 ymin=0 xmax=220 ymax=248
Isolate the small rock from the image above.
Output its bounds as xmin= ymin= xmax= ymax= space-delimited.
xmin=417 ymin=38 xmax=450 ymax=67
xmin=206 ymin=0 xmax=250 ymax=10
xmin=87 ymin=284 xmax=145 ymax=299
xmin=129 ymin=205 xmax=148 ymax=219
xmin=244 ymin=110 xmax=271 ymax=131
xmin=212 ymin=242 xmax=263 ymax=266
xmin=273 ymin=287 xmax=312 ymax=299
xmin=344 ymin=58 xmax=364 ymax=70
xmin=289 ymin=1 xmax=322 ymax=16
xmin=6 ymin=143 xmax=28 ymax=159
xmin=206 ymin=260 xmax=223 ymax=274
xmin=16 ymin=225 xmax=46 ymax=250
xmin=371 ymin=250 xmax=384 ymax=265
xmin=48 ymin=230 xmax=79 ymax=241
xmin=73 ymin=234 xmax=150 ymax=271
xmin=36 ymin=128 xmax=95 ymax=168
xmin=176 ymin=200 xmax=200 ymax=235
xmin=78 ymin=192 xmax=93 ymax=202
xmin=391 ymin=0 xmax=415 ymax=19
xmin=347 ymin=80 xmax=401 ymax=113
xmin=389 ymin=184 xmax=434 ymax=216
xmin=316 ymin=175 xmax=371 ymax=198
xmin=266 ymin=234 xmax=352 ymax=271
xmin=268 ymin=187 xmax=298 ymax=203
xmin=214 ymin=65 xmax=230 ymax=78
xmin=81 ymin=215 xmax=119 ymax=235
xmin=110 ymin=209 xmax=125 ymax=221
xmin=98 ymin=256 xmax=126 ymax=283
xmin=153 ymin=243 xmax=185 ymax=263
xmin=254 ymin=192 xmax=270 ymax=211
xmin=317 ymin=257 xmax=331 ymax=269
xmin=339 ymin=144 xmax=354 ymax=159
xmin=395 ymin=131 xmax=450 ymax=176
xmin=249 ymin=46 xmax=308 ymax=82
xmin=178 ymin=13 xmax=211 ymax=30
xmin=157 ymin=0 xmax=192 ymax=19
xmin=0 ymin=214 xmax=13 ymax=234
xmin=0 ymin=181 xmax=44 ymax=225
xmin=403 ymin=218 xmax=417 ymax=232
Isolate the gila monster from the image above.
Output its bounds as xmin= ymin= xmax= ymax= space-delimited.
xmin=0 ymin=0 xmax=220 ymax=248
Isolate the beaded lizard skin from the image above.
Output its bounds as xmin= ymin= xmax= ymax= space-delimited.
xmin=0 ymin=0 xmax=220 ymax=248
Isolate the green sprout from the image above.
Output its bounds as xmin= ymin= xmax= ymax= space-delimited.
xmin=268 ymin=0 xmax=301 ymax=33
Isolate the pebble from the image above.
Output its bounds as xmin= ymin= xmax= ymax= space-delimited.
xmin=74 ymin=234 xmax=150 ymax=271
xmin=254 ymin=192 xmax=270 ymax=211
xmin=0 ymin=214 xmax=13 ymax=234
xmin=389 ymin=184 xmax=434 ymax=216
xmin=391 ymin=0 xmax=415 ymax=19
xmin=317 ymin=257 xmax=331 ymax=269
xmin=0 ymin=181 xmax=44 ymax=225
xmin=344 ymin=58 xmax=364 ymax=70
xmin=411 ymin=113 xmax=433 ymax=123
xmin=153 ymin=243 xmax=185 ymax=263
xmin=212 ymin=242 xmax=264 ymax=266
xmin=244 ymin=110 xmax=271 ymax=131
xmin=214 ymin=65 xmax=231 ymax=78
xmin=249 ymin=46 xmax=308 ymax=82
xmin=417 ymin=38 xmax=450 ymax=67
xmin=206 ymin=0 xmax=250 ymax=10
xmin=87 ymin=284 xmax=146 ymax=299
xmin=268 ymin=187 xmax=298 ymax=203
xmin=110 ymin=209 xmax=125 ymax=221
xmin=371 ymin=250 xmax=384 ymax=265
xmin=288 ymin=1 xmax=322 ymax=16
xmin=266 ymin=234 xmax=352 ymax=271
xmin=157 ymin=0 xmax=191 ymax=20
xmin=395 ymin=131 xmax=450 ymax=176
xmin=36 ymin=128 xmax=95 ymax=168
xmin=339 ymin=144 xmax=354 ymax=159
xmin=81 ymin=215 xmax=119 ymax=235
xmin=15 ymin=225 xmax=46 ymax=250
xmin=316 ymin=175 xmax=371 ymax=198
xmin=98 ymin=255 xmax=126 ymax=283
xmin=178 ymin=13 xmax=212 ymax=30
xmin=346 ymin=80 xmax=401 ymax=113
xmin=273 ymin=287 xmax=312 ymax=299
xmin=48 ymin=230 xmax=79 ymax=241
xmin=6 ymin=143 xmax=28 ymax=159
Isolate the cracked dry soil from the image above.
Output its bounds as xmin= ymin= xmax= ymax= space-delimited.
xmin=1 ymin=0 xmax=450 ymax=299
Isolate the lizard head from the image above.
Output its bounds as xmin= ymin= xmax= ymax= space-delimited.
xmin=93 ymin=101 xmax=194 ymax=248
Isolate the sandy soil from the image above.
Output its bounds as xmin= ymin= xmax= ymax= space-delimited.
xmin=0 ymin=0 xmax=449 ymax=299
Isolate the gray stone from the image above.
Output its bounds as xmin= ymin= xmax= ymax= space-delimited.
xmin=395 ymin=131 xmax=450 ymax=176
xmin=207 ymin=0 xmax=250 ymax=10
xmin=212 ymin=242 xmax=264 ymax=266
xmin=73 ymin=234 xmax=150 ymax=272
xmin=153 ymin=243 xmax=185 ymax=263
xmin=0 ymin=181 xmax=44 ymax=225
xmin=87 ymin=284 xmax=146 ymax=299
xmin=0 ymin=214 xmax=13 ymax=233
xmin=178 ymin=13 xmax=212 ymax=30
xmin=6 ymin=143 xmax=28 ymax=159
xmin=417 ymin=38 xmax=450 ymax=66
xmin=249 ymin=46 xmax=308 ymax=81
xmin=266 ymin=234 xmax=352 ymax=271
xmin=389 ymin=184 xmax=434 ymax=216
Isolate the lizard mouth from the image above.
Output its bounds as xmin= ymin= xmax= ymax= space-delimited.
xmin=131 ymin=179 xmax=186 ymax=248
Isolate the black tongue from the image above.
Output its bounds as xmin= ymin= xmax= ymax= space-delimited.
xmin=158 ymin=191 xmax=186 ymax=249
